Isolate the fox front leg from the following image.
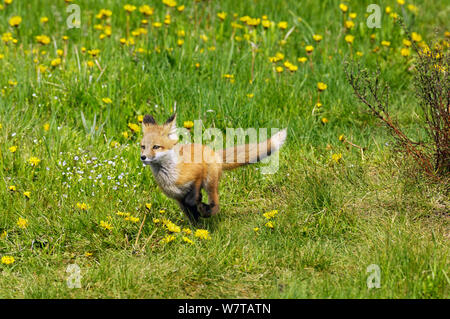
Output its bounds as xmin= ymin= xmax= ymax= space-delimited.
xmin=178 ymin=199 xmax=200 ymax=224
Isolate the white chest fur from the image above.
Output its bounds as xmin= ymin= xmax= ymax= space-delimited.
xmin=149 ymin=150 xmax=191 ymax=199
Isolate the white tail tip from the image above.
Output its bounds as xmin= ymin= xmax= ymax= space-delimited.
xmin=271 ymin=128 xmax=287 ymax=152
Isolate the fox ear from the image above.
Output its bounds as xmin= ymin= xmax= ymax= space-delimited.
xmin=164 ymin=113 xmax=176 ymax=125
xmin=143 ymin=114 xmax=156 ymax=126
xmin=164 ymin=114 xmax=178 ymax=141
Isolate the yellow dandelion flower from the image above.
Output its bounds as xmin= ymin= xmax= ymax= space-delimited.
xmin=183 ymin=121 xmax=194 ymax=129
xmin=182 ymin=236 xmax=194 ymax=244
xmin=9 ymin=146 xmax=17 ymax=153
xmin=139 ymin=5 xmax=154 ymax=16
xmin=116 ymin=211 xmax=130 ymax=217
xmin=9 ymin=16 xmax=22 ymax=27
xmin=313 ymin=34 xmax=323 ymax=42
xmin=124 ymin=216 xmax=140 ymax=223
xmin=317 ymin=82 xmax=327 ymax=91
xmin=332 ymin=153 xmax=343 ymax=163
xmin=163 ymin=0 xmax=177 ymax=8
xmin=278 ymin=21 xmax=288 ymax=30
xmin=262 ymin=19 xmax=271 ymax=28
xmin=128 ymin=123 xmax=140 ymax=133
xmin=217 ymin=12 xmax=227 ymax=21
xmin=182 ymin=228 xmax=192 ymax=235
xmin=51 ymin=58 xmax=61 ymax=67
xmin=400 ymin=47 xmax=410 ymax=57
xmin=390 ymin=12 xmax=399 ymax=20
xmin=166 ymin=221 xmax=181 ymax=233
xmin=265 ymin=221 xmax=274 ymax=229
xmin=339 ymin=3 xmax=348 ymax=13
xmin=110 ymin=141 xmax=119 ymax=148
xmin=124 ymin=4 xmax=137 ymax=13
xmin=38 ymin=64 xmax=47 ymax=73
xmin=17 ymin=217 xmax=28 ymax=229
xmin=35 ymin=35 xmax=51 ymax=45
xmin=407 ymin=4 xmax=418 ymax=14
xmin=345 ymin=34 xmax=354 ymax=44
xmin=265 ymin=210 xmax=279 ymax=221
xmin=194 ymin=229 xmax=211 ymax=240
xmin=99 ymin=220 xmax=113 ymax=230
xmin=28 ymin=157 xmax=41 ymax=166
xmin=23 ymin=191 xmax=31 ymax=199
xmin=344 ymin=20 xmax=355 ymax=29
xmin=1 ymin=256 xmax=15 ymax=265
xmin=102 ymin=97 xmax=112 ymax=104
xmin=403 ymin=39 xmax=412 ymax=47
xmin=411 ymin=32 xmax=422 ymax=42
xmin=76 ymin=202 xmax=90 ymax=210
xmin=305 ymin=45 xmax=314 ymax=53
xmin=162 ymin=234 xmax=176 ymax=243
xmin=88 ymin=49 xmax=100 ymax=57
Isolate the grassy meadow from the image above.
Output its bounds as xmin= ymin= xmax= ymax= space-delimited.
xmin=0 ymin=0 xmax=449 ymax=298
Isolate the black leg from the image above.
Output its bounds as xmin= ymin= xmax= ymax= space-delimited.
xmin=198 ymin=201 xmax=215 ymax=218
xmin=178 ymin=200 xmax=200 ymax=224
xmin=184 ymin=186 xmax=200 ymax=207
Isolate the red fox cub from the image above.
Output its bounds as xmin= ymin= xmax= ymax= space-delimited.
xmin=140 ymin=114 xmax=287 ymax=223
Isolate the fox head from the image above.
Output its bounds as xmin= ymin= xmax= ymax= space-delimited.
xmin=140 ymin=114 xmax=178 ymax=165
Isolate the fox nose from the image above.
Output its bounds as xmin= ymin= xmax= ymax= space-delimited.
xmin=141 ymin=155 xmax=146 ymax=161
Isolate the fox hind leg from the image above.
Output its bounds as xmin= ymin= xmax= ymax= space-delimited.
xmin=198 ymin=182 xmax=219 ymax=217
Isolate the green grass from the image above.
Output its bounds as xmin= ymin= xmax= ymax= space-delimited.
xmin=0 ymin=0 xmax=449 ymax=298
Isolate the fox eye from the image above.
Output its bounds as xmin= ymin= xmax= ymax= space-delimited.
xmin=153 ymin=145 xmax=161 ymax=150
xmin=141 ymin=145 xmax=145 ymax=150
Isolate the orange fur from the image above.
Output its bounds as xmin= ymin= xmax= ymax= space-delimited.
xmin=140 ymin=114 xmax=287 ymax=222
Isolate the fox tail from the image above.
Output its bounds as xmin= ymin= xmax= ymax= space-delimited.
xmin=219 ymin=129 xmax=287 ymax=171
